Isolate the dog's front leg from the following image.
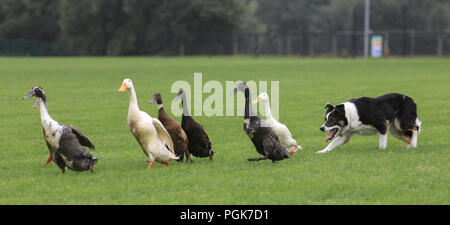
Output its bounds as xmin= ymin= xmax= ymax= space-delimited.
xmin=317 ymin=134 xmax=350 ymax=153
xmin=379 ymin=133 xmax=388 ymax=149
xmin=377 ymin=120 xmax=389 ymax=149
xmin=407 ymin=130 xmax=418 ymax=148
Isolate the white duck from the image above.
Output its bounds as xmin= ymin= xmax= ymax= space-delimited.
xmin=253 ymin=92 xmax=302 ymax=156
xmin=118 ymin=79 xmax=178 ymax=169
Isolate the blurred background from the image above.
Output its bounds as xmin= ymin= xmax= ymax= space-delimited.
xmin=0 ymin=0 xmax=449 ymax=57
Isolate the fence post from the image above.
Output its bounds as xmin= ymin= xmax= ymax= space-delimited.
xmin=233 ymin=35 xmax=239 ymax=55
xmin=179 ymin=43 xmax=184 ymax=56
xmin=363 ymin=0 xmax=371 ymax=58
xmin=437 ymin=31 xmax=443 ymax=56
xmin=278 ymin=35 xmax=282 ymax=55
xmin=6 ymin=39 xmax=10 ymax=55
xmin=286 ymin=35 xmax=291 ymax=56
xmin=253 ymin=33 xmax=259 ymax=57
xmin=410 ymin=29 xmax=415 ymax=56
xmin=351 ymin=31 xmax=357 ymax=57
xmin=332 ymin=34 xmax=337 ymax=57
xmin=309 ymin=34 xmax=314 ymax=56
xmin=383 ymin=31 xmax=390 ymax=56
xmin=163 ymin=33 xmax=167 ymax=57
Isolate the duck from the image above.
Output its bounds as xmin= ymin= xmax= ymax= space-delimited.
xmin=253 ymin=92 xmax=302 ymax=156
xmin=149 ymin=93 xmax=192 ymax=162
xmin=231 ymin=83 xmax=290 ymax=162
xmin=173 ymin=90 xmax=214 ymax=160
xmin=118 ymin=79 xmax=178 ymax=169
xmin=23 ymin=86 xmax=98 ymax=173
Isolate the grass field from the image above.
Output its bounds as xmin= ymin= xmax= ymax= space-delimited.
xmin=0 ymin=56 xmax=449 ymax=204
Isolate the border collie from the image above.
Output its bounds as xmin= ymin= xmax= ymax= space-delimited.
xmin=318 ymin=93 xmax=421 ymax=153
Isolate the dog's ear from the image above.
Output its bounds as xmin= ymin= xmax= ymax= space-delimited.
xmin=335 ymin=104 xmax=345 ymax=114
xmin=324 ymin=103 xmax=334 ymax=113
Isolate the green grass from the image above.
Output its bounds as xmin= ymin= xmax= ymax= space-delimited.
xmin=0 ymin=56 xmax=449 ymax=204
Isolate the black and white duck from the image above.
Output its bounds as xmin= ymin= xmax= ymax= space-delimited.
xmin=231 ymin=83 xmax=290 ymax=162
xmin=23 ymin=86 xmax=98 ymax=173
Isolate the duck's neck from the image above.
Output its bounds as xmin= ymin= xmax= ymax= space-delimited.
xmin=263 ymin=99 xmax=273 ymax=120
xmin=158 ymin=103 xmax=167 ymax=115
xmin=128 ymin=87 xmax=140 ymax=113
xmin=244 ymin=89 xmax=256 ymax=118
xmin=158 ymin=103 xmax=164 ymax=111
xmin=38 ymin=98 xmax=54 ymax=125
xmin=181 ymin=95 xmax=191 ymax=117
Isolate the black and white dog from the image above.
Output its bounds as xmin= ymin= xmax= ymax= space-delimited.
xmin=318 ymin=93 xmax=421 ymax=153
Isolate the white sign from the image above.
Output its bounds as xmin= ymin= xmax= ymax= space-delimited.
xmin=371 ymin=35 xmax=383 ymax=58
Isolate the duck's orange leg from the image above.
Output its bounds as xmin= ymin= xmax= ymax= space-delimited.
xmin=162 ymin=162 xmax=170 ymax=167
xmin=289 ymin=145 xmax=299 ymax=157
xmin=147 ymin=161 xmax=155 ymax=170
xmin=45 ymin=155 xmax=52 ymax=164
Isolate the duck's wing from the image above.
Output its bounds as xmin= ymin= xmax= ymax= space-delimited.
xmin=268 ymin=128 xmax=280 ymax=142
xmin=272 ymin=122 xmax=293 ymax=139
xmin=129 ymin=123 xmax=148 ymax=156
xmin=43 ymin=128 xmax=56 ymax=153
xmin=179 ymin=128 xmax=188 ymax=144
xmin=190 ymin=120 xmax=212 ymax=147
xmin=43 ymin=128 xmax=59 ymax=165
xmin=152 ymin=118 xmax=175 ymax=153
xmin=69 ymin=125 xmax=95 ymax=150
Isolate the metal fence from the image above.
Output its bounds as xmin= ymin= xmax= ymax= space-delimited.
xmin=0 ymin=38 xmax=67 ymax=56
xmin=233 ymin=29 xmax=450 ymax=57
xmin=1 ymin=29 xmax=449 ymax=57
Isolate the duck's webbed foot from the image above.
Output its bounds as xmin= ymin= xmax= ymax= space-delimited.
xmin=186 ymin=152 xmax=194 ymax=163
xmin=45 ymin=155 xmax=52 ymax=165
xmin=147 ymin=161 xmax=155 ymax=170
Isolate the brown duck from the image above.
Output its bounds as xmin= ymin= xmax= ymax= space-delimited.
xmin=150 ymin=93 xmax=192 ymax=162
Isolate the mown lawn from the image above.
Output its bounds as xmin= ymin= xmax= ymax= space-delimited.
xmin=0 ymin=56 xmax=448 ymax=204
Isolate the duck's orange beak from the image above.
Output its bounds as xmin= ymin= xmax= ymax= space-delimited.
xmin=252 ymin=96 xmax=261 ymax=104
xmin=118 ymin=82 xmax=127 ymax=92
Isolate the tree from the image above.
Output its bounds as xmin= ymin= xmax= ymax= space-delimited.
xmin=0 ymin=0 xmax=60 ymax=41
xmin=108 ymin=0 xmax=244 ymax=55
xmin=59 ymin=0 xmax=126 ymax=55
xmin=256 ymin=0 xmax=329 ymax=55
